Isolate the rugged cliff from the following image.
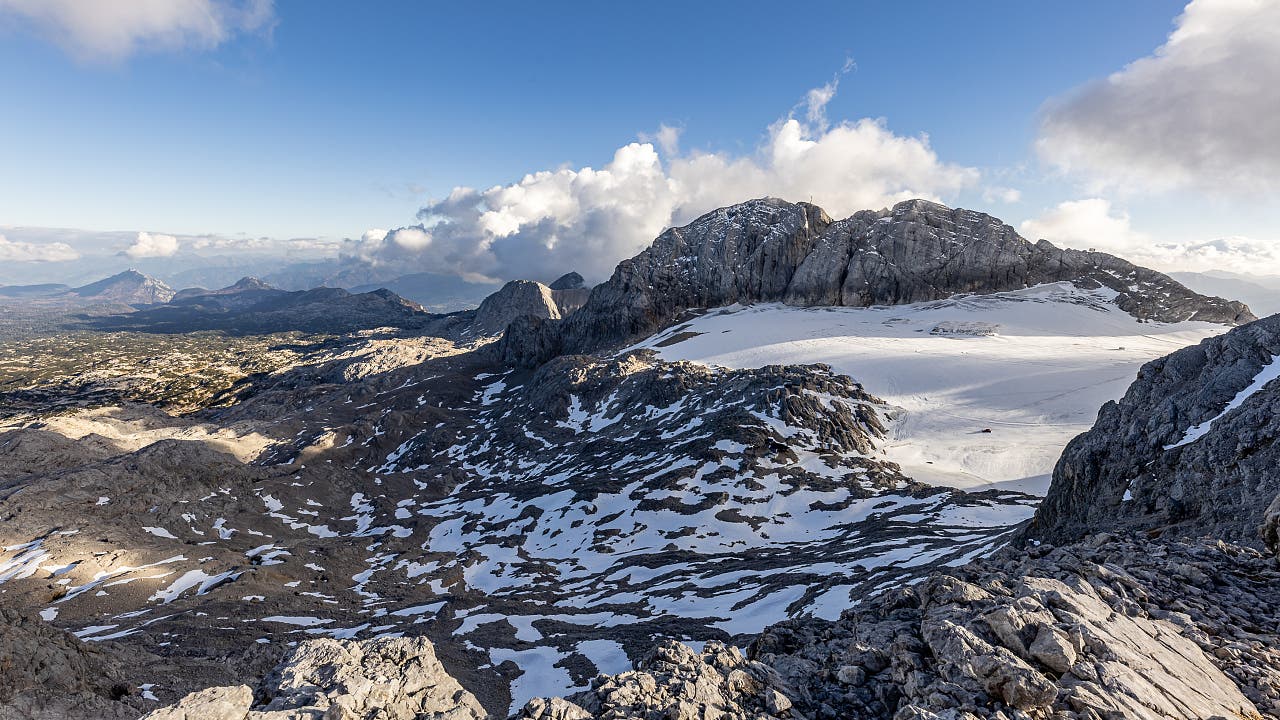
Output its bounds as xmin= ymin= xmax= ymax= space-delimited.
xmin=1030 ymin=313 xmax=1280 ymax=549
xmin=498 ymin=198 xmax=1253 ymax=365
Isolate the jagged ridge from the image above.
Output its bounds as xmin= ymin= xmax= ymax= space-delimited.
xmin=499 ymin=198 xmax=1253 ymax=366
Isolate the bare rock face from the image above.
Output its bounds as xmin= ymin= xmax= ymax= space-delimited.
xmin=142 ymin=636 xmax=485 ymax=720
xmin=754 ymin=536 xmax=1277 ymax=719
xmin=498 ymin=198 xmax=1251 ymax=366
xmin=0 ymin=609 xmax=141 ymax=720
xmin=517 ymin=536 xmax=1279 ymax=719
xmin=549 ymin=272 xmax=591 ymax=315
xmin=518 ymin=640 xmax=798 ymax=720
xmin=473 ymin=279 xmax=562 ymax=336
xmin=1030 ymin=313 xmax=1280 ymax=548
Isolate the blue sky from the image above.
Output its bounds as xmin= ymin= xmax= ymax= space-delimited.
xmin=0 ymin=0 xmax=1276 ymax=283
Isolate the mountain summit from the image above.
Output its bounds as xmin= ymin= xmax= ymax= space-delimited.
xmin=501 ymin=198 xmax=1253 ymax=365
xmin=69 ymin=269 xmax=175 ymax=305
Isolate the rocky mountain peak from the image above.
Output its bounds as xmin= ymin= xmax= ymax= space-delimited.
xmin=497 ymin=197 xmax=1252 ymax=366
xmin=549 ymin=271 xmax=584 ymax=290
xmin=472 ymin=279 xmax=561 ymax=335
xmin=70 ymin=269 xmax=175 ymax=304
xmin=228 ymin=276 xmax=272 ymax=291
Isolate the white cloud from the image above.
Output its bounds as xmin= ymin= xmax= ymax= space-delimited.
xmin=1037 ymin=0 xmax=1280 ymax=195
xmin=638 ymin=124 xmax=682 ymax=158
xmin=350 ymin=78 xmax=983 ymax=282
xmin=0 ymin=234 xmax=79 ymax=262
xmin=1021 ymin=198 xmax=1280 ymax=275
xmin=388 ymin=227 xmax=431 ymax=250
xmin=125 ymin=231 xmax=179 ymax=258
xmin=1020 ymin=198 xmax=1149 ymax=254
xmin=982 ymin=186 xmax=1021 ymax=204
xmin=0 ymin=0 xmax=275 ymax=61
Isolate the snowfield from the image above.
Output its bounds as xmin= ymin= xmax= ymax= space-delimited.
xmin=637 ymin=283 xmax=1226 ymax=494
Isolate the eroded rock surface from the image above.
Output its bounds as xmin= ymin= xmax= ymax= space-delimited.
xmin=473 ymin=279 xmax=562 ymax=335
xmin=1032 ymin=313 xmax=1280 ymax=548
xmin=519 ymin=641 xmax=796 ymax=720
xmin=142 ymin=636 xmax=485 ymax=720
xmin=0 ymin=609 xmax=143 ymax=720
xmin=525 ymin=535 xmax=1278 ymax=720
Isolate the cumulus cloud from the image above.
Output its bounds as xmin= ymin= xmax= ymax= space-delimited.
xmin=1021 ymin=198 xmax=1280 ymax=275
xmin=1020 ymin=199 xmax=1150 ymax=255
xmin=0 ymin=234 xmax=79 ymax=262
xmin=0 ymin=0 xmax=275 ymax=61
xmin=982 ymin=186 xmax=1021 ymax=204
xmin=124 ymin=231 xmax=179 ymax=258
xmin=1037 ymin=0 xmax=1280 ymax=195
xmin=350 ymin=78 xmax=982 ymax=282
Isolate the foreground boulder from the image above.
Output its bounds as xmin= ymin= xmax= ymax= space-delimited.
xmin=142 ymin=636 xmax=484 ymax=720
xmin=755 ymin=535 xmax=1276 ymax=719
xmin=522 ymin=535 xmax=1277 ymax=719
xmin=518 ymin=641 xmax=797 ymax=720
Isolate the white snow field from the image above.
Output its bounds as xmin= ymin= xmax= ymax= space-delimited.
xmin=638 ymin=283 xmax=1226 ymax=494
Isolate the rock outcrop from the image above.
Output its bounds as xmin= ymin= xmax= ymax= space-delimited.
xmin=519 ymin=641 xmax=797 ymax=720
xmin=498 ymin=198 xmax=1252 ymax=366
xmin=142 ymin=636 xmax=485 ymax=720
xmin=521 ymin=535 xmax=1279 ymax=720
xmin=0 ymin=609 xmax=141 ymax=720
xmin=1030 ymin=313 xmax=1280 ymax=549
xmin=751 ymin=534 xmax=1278 ymax=719
xmin=471 ymin=279 xmax=562 ymax=335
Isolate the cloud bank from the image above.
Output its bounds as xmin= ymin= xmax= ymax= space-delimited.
xmin=351 ymin=80 xmax=982 ymax=282
xmin=0 ymin=234 xmax=80 ymax=263
xmin=1037 ymin=0 xmax=1280 ymax=195
xmin=0 ymin=0 xmax=275 ymax=61
xmin=1021 ymin=198 xmax=1280 ymax=276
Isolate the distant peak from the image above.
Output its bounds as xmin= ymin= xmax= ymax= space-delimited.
xmin=228 ymin=276 xmax=272 ymax=290
xmin=549 ymin=272 xmax=585 ymax=290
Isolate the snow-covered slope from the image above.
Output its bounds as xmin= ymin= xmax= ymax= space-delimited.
xmin=636 ymin=283 xmax=1226 ymax=494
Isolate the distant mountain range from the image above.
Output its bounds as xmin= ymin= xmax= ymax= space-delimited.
xmin=0 ymin=269 xmax=175 ymax=305
xmin=1170 ymin=269 xmax=1280 ymax=317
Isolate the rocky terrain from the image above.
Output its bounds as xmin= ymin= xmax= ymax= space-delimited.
xmin=1032 ymin=313 xmax=1280 ymax=547
xmin=0 ymin=198 xmax=1270 ymax=719
xmin=499 ymin=198 xmax=1251 ymax=365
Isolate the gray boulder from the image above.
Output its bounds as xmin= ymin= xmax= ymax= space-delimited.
xmin=141 ymin=636 xmax=485 ymax=720
xmin=518 ymin=640 xmax=798 ymax=720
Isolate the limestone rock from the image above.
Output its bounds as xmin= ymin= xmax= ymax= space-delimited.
xmin=472 ymin=279 xmax=561 ymax=336
xmin=753 ymin=536 xmax=1274 ymax=720
xmin=141 ymin=637 xmax=484 ymax=720
xmin=498 ymin=198 xmax=1251 ymax=366
xmin=1030 ymin=313 xmax=1280 ymax=547
xmin=0 ymin=609 xmax=141 ymax=720
xmin=141 ymin=685 xmax=252 ymax=720
xmin=518 ymin=640 xmax=798 ymax=720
